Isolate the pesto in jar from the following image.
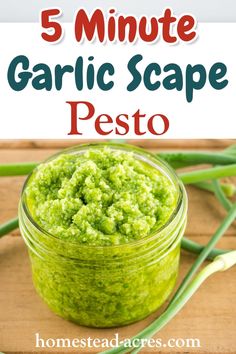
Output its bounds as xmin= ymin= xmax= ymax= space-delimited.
xmin=20 ymin=145 xmax=186 ymax=327
xmin=26 ymin=147 xmax=177 ymax=245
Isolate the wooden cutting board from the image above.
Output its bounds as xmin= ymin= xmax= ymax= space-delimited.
xmin=0 ymin=140 xmax=236 ymax=354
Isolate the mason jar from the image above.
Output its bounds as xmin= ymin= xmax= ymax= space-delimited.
xmin=19 ymin=143 xmax=188 ymax=328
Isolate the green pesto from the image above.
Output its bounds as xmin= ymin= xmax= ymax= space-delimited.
xmin=20 ymin=145 xmax=184 ymax=328
xmin=29 ymin=241 xmax=181 ymax=327
xmin=25 ymin=147 xmax=177 ymax=246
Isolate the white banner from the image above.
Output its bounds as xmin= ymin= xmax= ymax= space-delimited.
xmin=0 ymin=23 xmax=235 ymax=139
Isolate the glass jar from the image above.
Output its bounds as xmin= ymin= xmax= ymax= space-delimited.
xmin=19 ymin=143 xmax=188 ymax=328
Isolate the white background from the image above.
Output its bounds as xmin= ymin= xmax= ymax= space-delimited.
xmin=0 ymin=1 xmax=236 ymax=22
xmin=0 ymin=23 xmax=236 ymax=139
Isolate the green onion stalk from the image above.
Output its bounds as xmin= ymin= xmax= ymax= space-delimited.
xmin=116 ymin=250 xmax=236 ymax=354
xmin=159 ymin=151 xmax=236 ymax=168
xmin=194 ymin=181 xmax=236 ymax=198
xmin=0 ymin=162 xmax=37 ymax=176
xmin=0 ymin=217 xmax=19 ymax=238
xmin=212 ymin=179 xmax=232 ymax=211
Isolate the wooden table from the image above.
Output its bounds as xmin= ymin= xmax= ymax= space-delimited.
xmin=0 ymin=140 xmax=236 ymax=354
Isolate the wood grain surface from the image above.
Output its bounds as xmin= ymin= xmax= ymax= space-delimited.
xmin=0 ymin=140 xmax=236 ymax=354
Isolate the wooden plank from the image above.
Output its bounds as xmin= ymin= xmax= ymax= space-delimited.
xmin=0 ymin=235 xmax=236 ymax=353
xmin=0 ymin=141 xmax=236 ymax=353
xmin=0 ymin=139 xmax=235 ymax=150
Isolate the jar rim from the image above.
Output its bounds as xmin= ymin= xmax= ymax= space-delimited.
xmin=20 ymin=143 xmax=187 ymax=250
